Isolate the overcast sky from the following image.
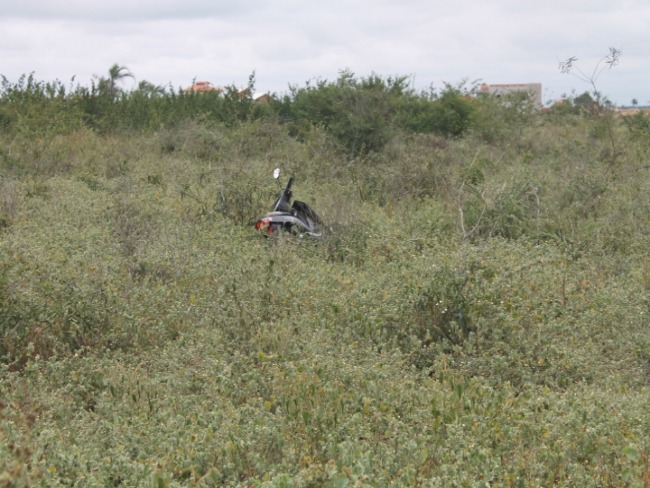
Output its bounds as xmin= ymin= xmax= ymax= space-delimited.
xmin=1 ymin=0 xmax=648 ymax=106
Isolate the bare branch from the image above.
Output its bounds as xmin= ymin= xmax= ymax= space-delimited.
xmin=605 ymin=47 xmax=621 ymax=69
xmin=559 ymin=56 xmax=577 ymax=75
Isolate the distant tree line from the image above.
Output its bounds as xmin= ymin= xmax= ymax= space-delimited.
xmin=0 ymin=64 xmax=634 ymax=158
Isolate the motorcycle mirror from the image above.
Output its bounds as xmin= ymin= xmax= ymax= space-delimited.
xmin=273 ymin=168 xmax=281 ymax=179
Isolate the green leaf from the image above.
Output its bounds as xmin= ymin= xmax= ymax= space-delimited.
xmin=622 ymin=445 xmax=641 ymax=462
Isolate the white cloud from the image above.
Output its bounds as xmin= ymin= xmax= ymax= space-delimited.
xmin=0 ymin=0 xmax=259 ymax=21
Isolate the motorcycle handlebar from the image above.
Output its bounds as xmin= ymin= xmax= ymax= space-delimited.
xmin=272 ymin=177 xmax=295 ymax=212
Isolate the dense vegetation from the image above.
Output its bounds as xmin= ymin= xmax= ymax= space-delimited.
xmin=1 ymin=69 xmax=649 ymax=486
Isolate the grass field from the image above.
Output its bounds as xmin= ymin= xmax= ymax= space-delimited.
xmin=1 ymin=94 xmax=649 ymax=486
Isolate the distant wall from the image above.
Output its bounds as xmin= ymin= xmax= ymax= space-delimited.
xmin=479 ymin=83 xmax=542 ymax=107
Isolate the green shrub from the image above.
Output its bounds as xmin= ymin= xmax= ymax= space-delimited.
xmin=459 ymin=178 xmax=542 ymax=241
xmin=470 ymin=90 xmax=538 ymax=143
xmin=282 ymin=71 xmax=414 ymax=156
xmin=624 ymin=110 xmax=650 ymax=150
xmin=408 ymin=87 xmax=477 ymax=137
xmin=414 ymin=264 xmax=473 ymax=345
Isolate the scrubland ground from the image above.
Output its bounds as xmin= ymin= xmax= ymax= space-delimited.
xmin=1 ymin=94 xmax=649 ymax=486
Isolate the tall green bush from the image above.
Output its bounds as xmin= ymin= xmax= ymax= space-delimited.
xmin=407 ymin=86 xmax=477 ymax=137
xmin=0 ymin=74 xmax=84 ymax=136
xmin=281 ymin=71 xmax=415 ymax=156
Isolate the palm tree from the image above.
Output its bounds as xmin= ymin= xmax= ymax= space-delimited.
xmin=136 ymin=80 xmax=166 ymax=97
xmin=108 ymin=64 xmax=134 ymax=96
xmin=95 ymin=64 xmax=134 ymax=98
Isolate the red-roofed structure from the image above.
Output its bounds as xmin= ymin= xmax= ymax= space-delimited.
xmin=183 ymin=81 xmax=222 ymax=93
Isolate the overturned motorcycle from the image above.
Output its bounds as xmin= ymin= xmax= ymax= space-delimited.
xmin=255 ymin=168 xmax=324 ymax=238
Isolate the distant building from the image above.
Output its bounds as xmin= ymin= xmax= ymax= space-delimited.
xmin=235 ymin=87 xmax=272 ymax=102
xmin=183 ymin=82 xmax=270 ymax=102
xmin=479 ymin=83 xmax=542 ymax=107
xmin=252 ymin=92 xmax=271 ymax=103
xmin=183 ymin=81 xmax=222 ymax=93
xmin=615 ymin=107 xmax=650 ymax=116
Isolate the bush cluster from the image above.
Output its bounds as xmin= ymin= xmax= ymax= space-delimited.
xmin=1 ymin=70 xmax=540 ymax=159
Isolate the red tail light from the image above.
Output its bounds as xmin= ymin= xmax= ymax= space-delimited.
xmin=255 ymin=218 xmax=273 ymax=233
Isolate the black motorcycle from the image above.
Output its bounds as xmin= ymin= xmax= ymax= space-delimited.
xmin=255 ymin=168 xmax=324 ymax=238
